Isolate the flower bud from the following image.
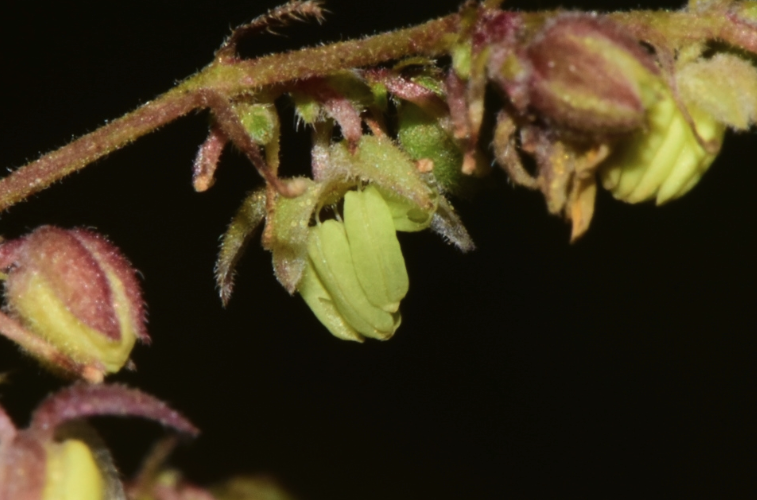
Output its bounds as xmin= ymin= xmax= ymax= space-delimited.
xmin=0 ymin=383 xmax=198 ymax=500
xmin=0 ymin=226 xmax=148 ymax=381
xmin=397 ymin=100 xmax=476 ymax=197
xmin=43 ymin=438 xmax=104 ymax=500
xmin=523 ymin=14 xmax=661 ymax=134
xmin=299 ymin=186 xmax=406 ymax=341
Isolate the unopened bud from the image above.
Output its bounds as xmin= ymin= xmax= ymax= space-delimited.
xmin=524 ymin=14 xmax=661 ymax=134
xmin=0 ymin=226 xmax=149 ymax=380
xmin=43 ymin=438 xmax=104 ymax=500
xmin=299 ymin=186 xmax=406 ymax=341
xmin=0 ymin=384 xmax=197 ymax=500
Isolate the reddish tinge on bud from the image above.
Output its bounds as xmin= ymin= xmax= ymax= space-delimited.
xmin=0 ymin=226 xmax=148 ymax=382
xmin=515 ymin=14 xmax=661 ymax=134
xmin=0 ymin=383 xmax=199 ymax=500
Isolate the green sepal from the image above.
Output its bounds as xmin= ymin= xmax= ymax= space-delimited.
xmin=216 ymin=189 xmax=267 ymax=305
xmin=290 ymin=91 xmax=321 ymax=125
xmin=344 ymin=186 xmax=409 ymax=312
xmin=391 ymin=58 xmax=447 ymax=97
xmin=451 ymin=42 xmax=472 ymax=80
xmin=374 ymin=185 xmax=435 ymax=232
xmin=327 ymin=135 xmax=435 ymax=214
xmin=431 ymin=196 xmax=476 ymax=253
xmin=369 ymin=82 xmax=389 ymax=112
xmin=323 ymin=72 xmax=375 ymax=109
xmin=264 ymin=175 xmax=358 ymax=294
xmin=412 ymin=74 xmax=446 ymax=97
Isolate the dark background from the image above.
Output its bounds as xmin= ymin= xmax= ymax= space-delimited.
xmin=2 ymin=0 xmax=756 ymax=498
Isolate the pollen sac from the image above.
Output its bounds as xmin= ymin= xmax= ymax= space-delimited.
xmin=599 ymin=90 xmax=725 ymax=205
xmin=0 ymin=226 xmax=149 ymax=381
xmin=521 ymin=14 xmax=661 ymax=135
xmin=298 ymin=186 xmax=407 ymax=341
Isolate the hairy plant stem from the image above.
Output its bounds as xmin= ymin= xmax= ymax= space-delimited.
xmin=0 ymin=13 xmax=458 ymax=212
xmin=0 ymin=6 xmax=747 ymax=213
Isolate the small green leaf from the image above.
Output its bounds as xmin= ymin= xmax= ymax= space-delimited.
xmin=327 ymin=135 xmax=435 ymax=213
xmin=375 ymin=185 xmax=435 ymax=232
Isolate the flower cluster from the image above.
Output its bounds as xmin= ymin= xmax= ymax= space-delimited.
xmin=212 ymin=70 xmax=476 ymax=342
xmin=206 ymin=1 xmax=757 ymax=338
xmin=481 ymin=8 xmax=755 ymax=240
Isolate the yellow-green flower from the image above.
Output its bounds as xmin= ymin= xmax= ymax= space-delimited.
xmin=299 ymin=186 xmax=407 ymax=341
xmin=599 ymin=90 xmax=725 ymax=205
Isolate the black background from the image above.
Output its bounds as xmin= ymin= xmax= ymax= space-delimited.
xmin=2 ymin=0 xmax=757 ymax=498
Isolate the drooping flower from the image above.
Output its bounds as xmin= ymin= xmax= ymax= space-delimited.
xmin=299 ymin=186 xmax=407 ymax=341
xmin=0 ymin=226 xmax=149 ymax=382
